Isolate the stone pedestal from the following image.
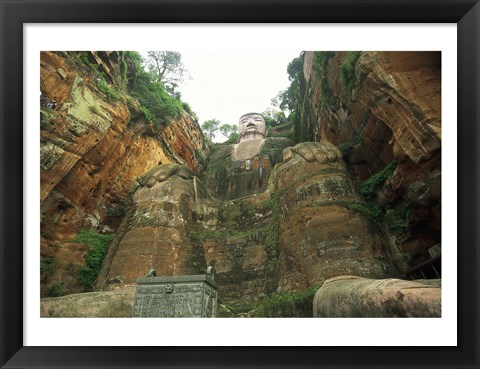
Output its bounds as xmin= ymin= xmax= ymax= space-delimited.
xmin=132 ymin=274 xmax=218 ymax=317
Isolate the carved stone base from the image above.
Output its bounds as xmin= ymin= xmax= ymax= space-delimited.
xmin=132 ymin=275 xmax=218 ymax=318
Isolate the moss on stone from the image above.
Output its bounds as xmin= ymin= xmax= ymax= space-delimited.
xmin=40 ymin=107 xmax=57 ymax=128
xmin=312 ymin=51 xmax=336 ymax=108
xmin=185 ymin=243 xmax=207 ymax=274
xmin=45 ymin=282 xmax=69 ymax=298
xmin=74 ymin=230 xmax=115 ymax=291
xmin=385 ymin=205 xmax=411 ymax=233
xmin=40 ymin=257 xmax=59 ymax=278
xmin=105 ymin=199 xmax=132 ymax=218
xmin=217 ymin=199 xmax=267 ymax=230
xmin=344 ymin=201 xmax=383 ymax=222
xmin=340 ymin=51 xmax=362 ymax=96
xmin=360 ymin=161 xmax=398 ymax=201
xmin=219 ymin=285 xmax=319 ymax=317
xmin=188 ymin=225 xmax=269 ymax=244
xmin=265 ymin=192 xmax=280 ymax=273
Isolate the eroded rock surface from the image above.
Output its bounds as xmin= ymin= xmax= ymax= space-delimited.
xmin=300 ymin=51 xmax=441 ymax=271
xmin=205 ymin=137 xmax=293 ymax=201
xmin=313 ymin=275 xmax=441 ymax=317
xmin=271 ymin=142 xmax=398 ymax=291
xmin=40 ymin=51 xmax=208 ymax=294
xmin=41 ymin=286 xmax=135 ymax=317
xmin=40 ymin=51 xmax=442 ymax=317
xmin=100 ymin=139 xmax=399 ymax=307
xmin=96 ymin=164 xmax=209 ymax=288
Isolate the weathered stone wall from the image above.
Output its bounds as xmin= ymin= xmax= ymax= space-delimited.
xmin=313 ymin=275 xmax=441 ymax=317
xmin=40 ymin=51 xmax=209 ymax=295
xmin=95 ymin=164 xmax=210 ymax=289
xmin=204 ymin=137 xmax=292 ymax=201
xmin=299 ymin=51 xmax=441 ymax=271
xmin=270 ymin=142 xmax=399 ymax=292
xmin=96 ymin=162 xmax=277 ymax=304
xmin=197 ymin=192 xmax=277 ymax=304
xmin=40 ymin=51 xmax=441 ymax=316
xmin=98 ymin=141 xmax=400 ymax=307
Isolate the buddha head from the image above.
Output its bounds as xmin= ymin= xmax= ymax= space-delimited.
xmin=238 ymin=113 xmax=266 ymax=142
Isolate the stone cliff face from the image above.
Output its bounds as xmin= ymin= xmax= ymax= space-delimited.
xmin=298 ymin=51 xmax=441 ymax=272
xmin=205 ymin=137 xmax=293 ymax=200
xmin=95 ymin=164 xmax=209 ymax=289
xmin=98 ymin=142 xmax=399 ymax=307
xmin=40 ymin=51 xmax=441 ymax=317
xmin=40 ymin=51 xmax=208 ymax=295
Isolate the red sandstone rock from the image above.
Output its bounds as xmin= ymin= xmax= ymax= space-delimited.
xmin=40 ymin=52 xmax=208 ymax=293
xmin=302 ymin=51 xmax=441 ymax=269
xmin=313 ymin=275 xmax=441 ymax=317
xmin=40 ymin=52 xmax=441 ymax=314
xmin=96 ymin=164 xmax=209 ymax=289
xmin=271 ymin=142 xmax=398 ymax=292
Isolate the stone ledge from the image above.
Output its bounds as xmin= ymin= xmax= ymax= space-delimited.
xmin=137 ymin=274 xmax=218 ymax=288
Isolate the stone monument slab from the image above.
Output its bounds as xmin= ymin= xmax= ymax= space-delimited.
xmin=132 ymin=274 xmax=218 ymax=317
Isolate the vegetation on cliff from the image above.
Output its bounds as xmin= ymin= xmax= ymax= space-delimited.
xmin=220 ymin=285 xmax=319 ymax=317
xmin=144 ymin=51 xmax=188 ymax=96
xmin=360 ymin=161 xmax=398 ymax=201
xmin=340 ymin=51 xmax=361 ymax=96
xmin=76 ymin=51 xmax=194 ymax=129
xmin=40 ymin=51 xmax=440 ymax=318
xmin=313 ymin=51 xmax=336 ymax=107
xmin=343 ymin=161 xmax=410 ymax=233
xmin=271 ymin=53 xmax=309 ymax=143
xmin=271 ymin=51 xmax=440 ymax=272
xmin=265 ymin=193 xmax=280 ymax=273
xmin=124 ymin=52 xmax=185 ymax=127
xmin=74 ymin=230 xmax=115 ymax=290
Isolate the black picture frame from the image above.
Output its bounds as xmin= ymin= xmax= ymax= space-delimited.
xmin=1 ymin=0 xmax=479 ymax=368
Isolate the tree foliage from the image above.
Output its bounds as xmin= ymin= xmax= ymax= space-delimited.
xmin=201 ymin=120 xmax=239 ymax=143
xmin=271 ymin=55 xmax=304 ymax=113
xmin=145 ymin=51 xmax=188 ymax=95
xmin=262 ymin=108 xmax=287 ymax=127
xmin=313 ymin=51 xmax=336 ymax=107
xmin=125 ymin=51 xmax=184 ymax=127
xmin=225 ymin=132 xmax=239 ymax=144
xmin=75 ymin=230 xmax=115 ymax=290
xmin=201 ymin=119 xmax=221 ymax=141
xmin=219 ymin=124 xmax=237 ymax=140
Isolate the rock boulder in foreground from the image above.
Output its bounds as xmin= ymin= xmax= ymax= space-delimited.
xmin=313 ymin=275 xmax=441 ymax=317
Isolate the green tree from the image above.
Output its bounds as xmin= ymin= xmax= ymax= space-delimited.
xmin=226 ymin=132 xmax=239 ymax=144
xmin=262 ymin=108 xmax=287 ymax=127
xmin=125 ymin=52 xmax=184 ymax=127
xmin=146 ymin=51 xmax=189 ymax=95
xmin=219 ymin=124 xmax=237 ymax=139
xmin=202 ymin=119 xmax=221 ymax=141
xmin=271 ymin=54 xmax=304 ymax=113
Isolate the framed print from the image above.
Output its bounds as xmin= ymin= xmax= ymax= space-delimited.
xmin=1 ymin=0 xmax=479 ymax=368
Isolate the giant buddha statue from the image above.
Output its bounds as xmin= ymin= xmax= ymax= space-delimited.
xmin=238 ymin=112 xmax=267 ymax=142
xmin=232 ymin=113 xmax=268 ymax=161
xmin=206 ymin=112 xmax=293 ymax=199
xmin=97 ymin=112 xmax=400 ymax=308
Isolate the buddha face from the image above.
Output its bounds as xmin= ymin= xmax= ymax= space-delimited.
xmin=238 ymin=113 xmax=266 ymax=142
